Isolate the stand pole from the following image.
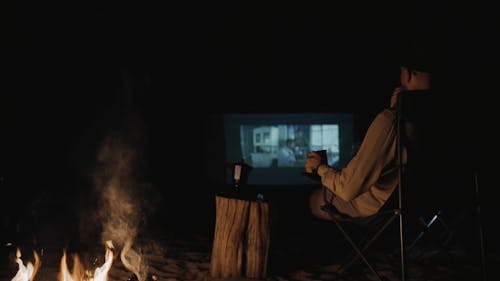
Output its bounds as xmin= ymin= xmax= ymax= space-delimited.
xmin=397 ymin=95 xmax=407 ymax=281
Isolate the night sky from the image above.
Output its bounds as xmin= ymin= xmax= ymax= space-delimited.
xmin=2 ymin=2 xmax=498 ymax=247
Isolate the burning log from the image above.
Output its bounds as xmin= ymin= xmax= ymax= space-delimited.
xmin=210 ymin=194 xmax=270 ymax=279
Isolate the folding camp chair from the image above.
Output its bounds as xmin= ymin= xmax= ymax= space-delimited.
xmin=320 ymin=90 xmax=435 ymax=281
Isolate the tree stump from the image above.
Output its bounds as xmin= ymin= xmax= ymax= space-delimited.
xmin=245 ymin=199 xmax=270 ymax=279
xmin=210 ymin=194 xmax=270 ymax=279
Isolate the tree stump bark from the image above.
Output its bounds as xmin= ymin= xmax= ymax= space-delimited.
xmin=245 ymin=200 xmax=270 ymax=279
xmin=210 ymin=194 xmax=270 ymax=279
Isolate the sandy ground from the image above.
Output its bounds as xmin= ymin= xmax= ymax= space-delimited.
xmin=1 ymin=225 xmax=490 ymax=281
xmin=0 ymin=190 xmax=494 ymax=281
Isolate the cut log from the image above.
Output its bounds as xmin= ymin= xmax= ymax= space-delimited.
xmin=209 ymin=194 xmax=270 ymax=279
xmin=245 ymin=200 xmax=270 ymax=279
xmin=210 ymin=195 xmax=250 ymax=278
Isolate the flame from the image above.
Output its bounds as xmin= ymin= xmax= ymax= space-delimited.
xmin=58 ymin=251 xmax=85 ymax=281
xmin=11 ymin=248 xmax=41 ymax=281
xmin=93 ymin=241 xmax=114 ymax=281
xmin=58 ymin=241 xmax=114 ymax=281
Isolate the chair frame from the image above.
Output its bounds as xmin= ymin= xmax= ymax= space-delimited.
xmin=320 ymin=203 xmax=401 ymax=281
xmin=405 ymin=172 xmax=488 ymax=280
xmin=321 ymin=91 xmax=488 ymax=281
xmin=319 ymin=91 xmax=421 ymax=281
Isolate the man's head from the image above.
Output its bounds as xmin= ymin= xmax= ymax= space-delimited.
xmin=399 ymin=66 xmax=432 ymax=91
xmin=399 ymin=37 xmax=436 ymax=91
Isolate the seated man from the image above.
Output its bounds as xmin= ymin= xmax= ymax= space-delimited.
xmin=306 ymin=46 xmax=434 ymax=219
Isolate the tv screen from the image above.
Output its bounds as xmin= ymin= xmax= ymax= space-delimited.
xmin=223 ymin=112 xmax=356 ymax=186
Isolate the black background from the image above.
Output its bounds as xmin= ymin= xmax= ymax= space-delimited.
xmin=1 ymin=2 xmax=498 ymax=253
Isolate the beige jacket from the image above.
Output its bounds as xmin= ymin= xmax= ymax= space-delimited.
xmin=317 ymin=108 xmax=401 ymax=218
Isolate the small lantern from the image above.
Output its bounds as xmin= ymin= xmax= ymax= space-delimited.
xmin=231 ymin=160 xmax=252 ymax=188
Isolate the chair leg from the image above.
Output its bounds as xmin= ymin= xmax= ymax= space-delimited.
xmin=331 ymin=219 xmax=384 ymax=281
xmin=398 ymin=211 xmax=407 ymax=281
xmin=339 ymin=214 xmax=399 ymax=273
xmin=407 ymin=210 xmax=447 ymax=253
xmin=474 ymin=172 xmax=488 ymax=281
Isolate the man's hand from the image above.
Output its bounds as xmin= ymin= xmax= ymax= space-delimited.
xmin=305 ymin=151 xmax=322 ymax=173
xmin=390 ymin=86 xmax=404 ymax=108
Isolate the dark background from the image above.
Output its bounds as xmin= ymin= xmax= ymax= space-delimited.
xmin=1 ymin=1 xmax=498 ymax=257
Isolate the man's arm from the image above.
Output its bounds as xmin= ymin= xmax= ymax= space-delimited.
xmin=317 ymin=109 xmax=397 ymax=201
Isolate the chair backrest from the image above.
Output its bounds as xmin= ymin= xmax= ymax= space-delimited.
xmin=356 ymin=90 xmax=435 ymax=220
xmin=397 ymin=90 xmax=437 ymax=218
xmin=399 ymin=90 xmax=433 ymax=161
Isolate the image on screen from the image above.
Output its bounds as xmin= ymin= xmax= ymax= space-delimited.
xmin=224 ymin=113 xmax=356 ymax=186
xmin=241 ymin=124 xmax=339 ymax=168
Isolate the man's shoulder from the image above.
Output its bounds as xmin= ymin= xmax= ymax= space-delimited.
xmin=376 ymin=108 xmax=397 ymax=122
xmin=365 ymin=108 xmax=397 ymax=134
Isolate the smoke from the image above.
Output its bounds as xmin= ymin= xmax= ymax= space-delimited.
xmin=120 ymin=239 xmax=148 ymax=281
xmin=74 ymin=64 xmax=160 ymax=281
xmin=88 ymin=129 xmax=158 ymax=281
xmin=94 ymin=133 xmax=140 ymax=243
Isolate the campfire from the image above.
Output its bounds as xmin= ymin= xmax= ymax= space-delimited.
xmin=58 ymin=241 xmax=113 ymax=281
xmin=4 ymin=134 xmax=160 ymax=281
xmin=6 ymin=240 xmax=156 ymax=281
xmin=6 ymin=240 xmax=160 ymax=281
